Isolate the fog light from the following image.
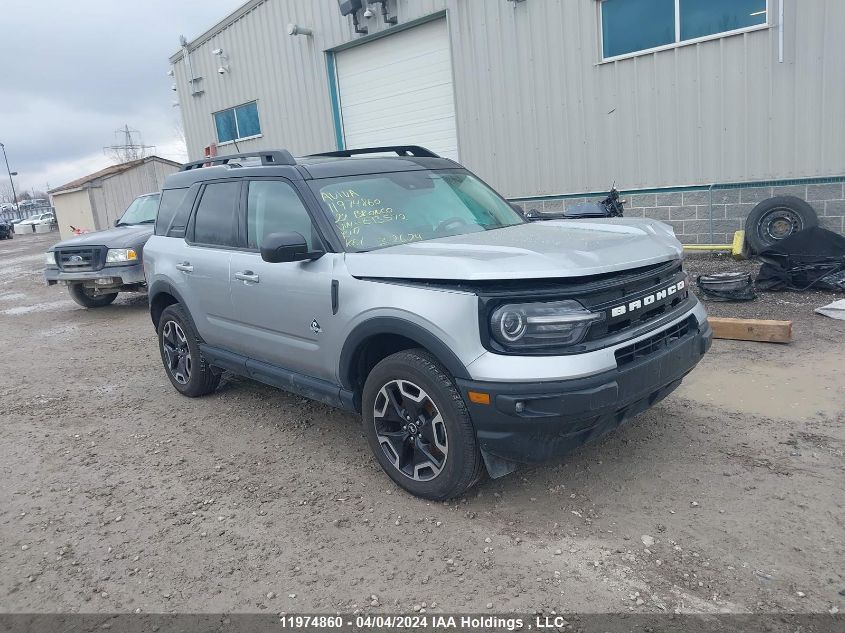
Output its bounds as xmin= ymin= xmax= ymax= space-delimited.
xmin=95 ymin=277 xmax=116 ymax=285
xmin=515 ymin=401 xmax=525 ymax=413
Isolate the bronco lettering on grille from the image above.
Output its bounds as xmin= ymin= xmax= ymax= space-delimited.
xmin=610 ymin=280 xmax=685 ymax=318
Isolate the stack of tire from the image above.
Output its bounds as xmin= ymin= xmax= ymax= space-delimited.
xmin=744 ymin=196 xmax=818 ymax=254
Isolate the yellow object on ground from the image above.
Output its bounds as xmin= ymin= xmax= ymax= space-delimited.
xmin=732 ymin=230 xmax=748 ymax=259
xmin=682 ymin=231 xmax=748 ymax=260
xmin=683 ymin=244 xmax=732 ymax=251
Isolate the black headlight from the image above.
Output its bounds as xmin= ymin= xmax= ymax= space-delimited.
xmin=489 ymin=300 xmax=603 ymax=349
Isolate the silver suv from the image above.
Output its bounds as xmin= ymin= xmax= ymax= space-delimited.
xmin=144 ymin=147 xmax=711 ymax=500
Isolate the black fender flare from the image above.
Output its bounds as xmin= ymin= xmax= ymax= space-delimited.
xmin=338 ymin=317 xmax=471 ymax=391
xmin=147 ymin=280 xmax=193 ymax=330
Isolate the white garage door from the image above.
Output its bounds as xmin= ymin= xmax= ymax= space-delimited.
xmin=335 ymin=19 xmax=459 ymax=160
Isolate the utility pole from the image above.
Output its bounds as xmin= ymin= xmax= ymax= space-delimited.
xmin=104 ymin=125 xmax=154 ymax=163
xmin=0 ymin=142 xmax=18 ymax=211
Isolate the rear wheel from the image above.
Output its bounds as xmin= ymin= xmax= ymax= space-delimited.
xmin=68 ymin=283 xmax=118 ymax=308
xmin=361 ymin=349 xmax=483 ymax=500
xmin=157 ymin=304 xmax=220 ymax=397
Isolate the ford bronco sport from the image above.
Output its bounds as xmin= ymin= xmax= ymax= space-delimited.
xmin=45 ymin=193 xmax=159 ymax=307
xmin=144 ymin=147 xmax=711 ymax=500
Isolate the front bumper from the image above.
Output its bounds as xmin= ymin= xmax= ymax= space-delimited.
xmin=45 ymin=264 xmax=146 ymax=287
xmin=457 ymin=316 xmax=712 ymax=467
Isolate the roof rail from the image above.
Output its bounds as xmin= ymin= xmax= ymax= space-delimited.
xmin=308 ymin=145 xmax=440 ymax=159
xmin=180 ymin=150 xmax=296 ymax=171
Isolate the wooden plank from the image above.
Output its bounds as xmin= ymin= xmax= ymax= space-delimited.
xmin=708 ymin=317 xmax=793 ymax=343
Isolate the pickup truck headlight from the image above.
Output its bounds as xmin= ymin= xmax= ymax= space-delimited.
xmin=106 ymin=248 xmax=138 ymax=263
xmin=490 ymin=300 xmax=603 ymax=349
xmin=45 ymin=251 xmax=56 ymax=266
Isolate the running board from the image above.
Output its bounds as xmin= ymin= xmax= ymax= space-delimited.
xmin=200 ymin=344 xmax=357 ymax=412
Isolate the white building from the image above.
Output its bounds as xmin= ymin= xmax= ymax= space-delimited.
xmin=170 ymin=0 xmax=845 ymax=243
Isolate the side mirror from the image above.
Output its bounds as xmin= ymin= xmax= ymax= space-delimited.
xmin=260 ymin=231 xmax=323 ymax=263
xmin=114 ymin=218 xmax=120 ymax=227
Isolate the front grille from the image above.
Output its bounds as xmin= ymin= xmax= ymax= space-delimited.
xmin=614 ymin=316 xmax=696 ymax=367
xmin=56 ymin=247 xmax=106 ymax=272
xmin=584 ymin=267 xmax=690 ymax=342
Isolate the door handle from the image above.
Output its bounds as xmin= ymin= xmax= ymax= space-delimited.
xmin=175 ymin=262 xmax=193 ymax=273
xmin=234 ymin=270 xmax=260 ymax=284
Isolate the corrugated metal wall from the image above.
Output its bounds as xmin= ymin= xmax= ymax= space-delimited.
xmin=172 ymin=0 xmax=448 ymax=162
xmin=90 ymin=160 xmax=180 ymax=228
xmin=172 ymin=0 xmax=845 ymax=199
xmin=53 ymin=189 xmax=95 ymax=241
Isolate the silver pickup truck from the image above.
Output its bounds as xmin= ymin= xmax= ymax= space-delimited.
xmin=44 ymin=193 xmax=159 ymax=308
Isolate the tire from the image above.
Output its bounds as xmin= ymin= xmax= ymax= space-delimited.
xmin=361 ymin=348 xmax=484 ymax=500
xmin=68 ymin=283 xmax=118 ymax=308
xmin=157 ymin=304 xmax=221 ymax=397
xmin=745 ymin=196 xmax=818 ymax=253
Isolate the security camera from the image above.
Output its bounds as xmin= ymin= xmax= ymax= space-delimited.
xmin=217 ymin=66 xmax=227 ymax=75
xmin=212 ymin=48 xmax=224 ymax=56
xmin=166 ymin=68 xmax=174 ymax=77
xmin=363 ymin=7 xmax=374 ymax=18
xmin=171 ymin=83 xmax=177 ymax=91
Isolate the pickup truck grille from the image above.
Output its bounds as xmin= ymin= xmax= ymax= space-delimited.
xmin=56 ymin=247 xmax=106 ymax=272
xmin=614 ymin=316 xmax=696 ymax=366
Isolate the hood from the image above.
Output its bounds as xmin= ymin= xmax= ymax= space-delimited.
xmin=50 ymin=225 xmax=154 ymax=250
xmin=344 ymin=218 xmax=683 ymax=281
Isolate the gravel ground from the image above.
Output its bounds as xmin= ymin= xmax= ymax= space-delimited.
xmin=0 ymin=232 xmax=843 ymax=616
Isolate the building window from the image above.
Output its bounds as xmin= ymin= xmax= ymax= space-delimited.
xmin=213 ymin=101 xmax=261 ymax=143
xmin=601 ymin=0 xmax=767 ymax=60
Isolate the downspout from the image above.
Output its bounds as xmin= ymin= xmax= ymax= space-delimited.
xmin=708 ymin=183 xmax=715 ymax=244
xmin=179 ymin=35 xmax=204 ymax=96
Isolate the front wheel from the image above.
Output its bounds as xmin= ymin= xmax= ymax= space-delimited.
xmin=68 ymin=283 xmax=117 ymax=308
xmin=361 ymin=349 xmax=484 ymax=500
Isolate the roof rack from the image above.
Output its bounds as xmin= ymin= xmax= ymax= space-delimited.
xmin=307 ymin=145 xmax=440 ymax=159
xmin=180 ymin=150 xmax=296 ymax=171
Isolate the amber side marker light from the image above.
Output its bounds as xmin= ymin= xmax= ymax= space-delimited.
xmin=467 ymin=391 xmax=491 ymax=405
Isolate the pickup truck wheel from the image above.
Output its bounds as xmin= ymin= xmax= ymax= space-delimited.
xmin=362 ymin=349 xmax=483 ymax=500
xmin=157 ymin=304 xmax=220 ymax=397
xmin=68 ymin=283 xmax=118 ymax=308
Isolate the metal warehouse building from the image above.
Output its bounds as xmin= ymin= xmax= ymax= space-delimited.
xmin=170 ymin=0 xmax=845 ymax=244
xmin=49 ymin=156 xmax=180 ymax=240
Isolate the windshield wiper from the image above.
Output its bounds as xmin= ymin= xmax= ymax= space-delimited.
xmin=117 ymin=219 xmax=155 ymax=226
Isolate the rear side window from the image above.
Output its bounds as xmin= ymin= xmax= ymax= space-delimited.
xmin=154 ymin=188 xmax=191 ymax=237
xmin=192 ymin=182 xmax=240 ymax=247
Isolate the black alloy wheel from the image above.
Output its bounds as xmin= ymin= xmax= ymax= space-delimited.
xmin=373 ymin=379 xmax=449 ymax=482
xmin=161 ymin=319 xmax=192 ymax=385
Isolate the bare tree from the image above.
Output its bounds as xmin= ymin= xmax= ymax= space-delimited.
xmin=0 ymin=182 xmax=13 ymax=204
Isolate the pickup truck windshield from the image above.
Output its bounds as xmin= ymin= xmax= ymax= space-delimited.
xmin=117 ymin=194 xmax=160 ymax=226
xmin=310 ymin=170 xmax=524 ymax=252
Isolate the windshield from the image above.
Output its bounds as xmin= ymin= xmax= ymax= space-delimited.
xmin=117 ymin=194 xmax=160 ymax=225
xmin=309 ymin=170 xmax=524 ymax=252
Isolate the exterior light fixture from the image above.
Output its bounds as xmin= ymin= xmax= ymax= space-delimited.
xmin=287 ymin=24 xmax=314 ymax=36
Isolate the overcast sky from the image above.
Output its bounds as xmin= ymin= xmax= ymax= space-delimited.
xmin=0 ymin=0 xmax=243 ymax=195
